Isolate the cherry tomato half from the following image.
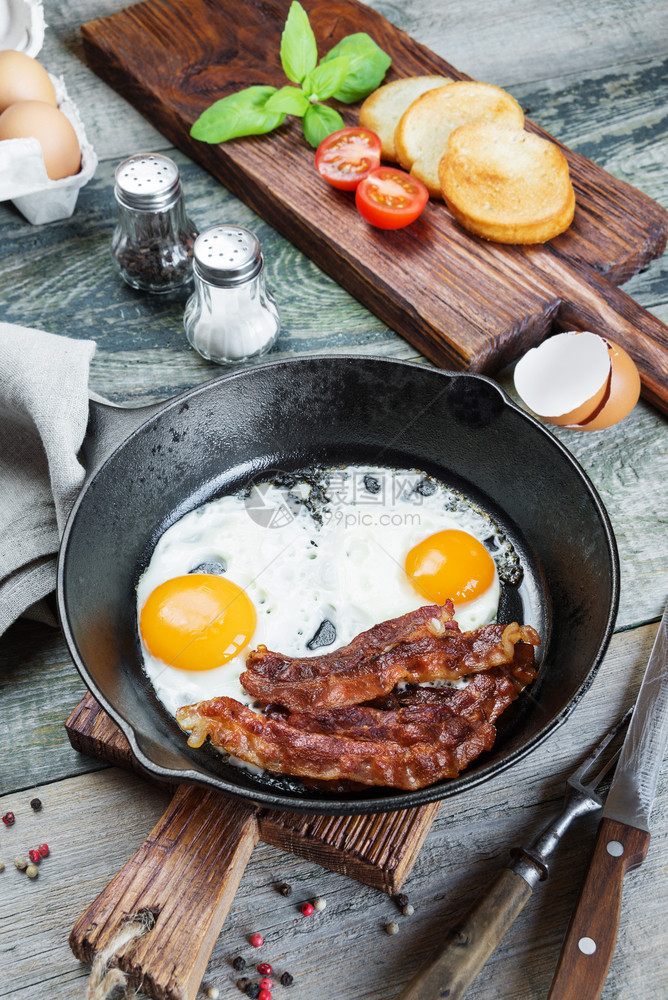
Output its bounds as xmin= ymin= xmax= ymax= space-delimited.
xmin=315 ymin=127 xmax=382 ymax=191
xmin=355 ymin=167 xmax=429 ymax=230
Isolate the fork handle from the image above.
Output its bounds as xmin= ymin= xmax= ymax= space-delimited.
xmin=548 ymin=817 xmax=650 ymax=1000
xmin=398 ymin=867 xmax=533 ymax=1000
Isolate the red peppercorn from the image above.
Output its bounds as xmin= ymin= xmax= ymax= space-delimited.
xmin=2 ymin=812 xmax=15 ymax=826
xmin=249 ymin=933 xmax=263 ymax=948
xmin=28 ymin=849 xmax=41 ymax=864
xmin=257 ymin=963 xmax=272 ymax=976
xmin=301 ymin=902 xmax=314 ymax=916
xmin=258 ymin=991 xmax=271 ymax=1000
xmin=38 ymin=843 xmax=49 ymax=857
xmin=259 ymin=979 xmax=273 ymax=990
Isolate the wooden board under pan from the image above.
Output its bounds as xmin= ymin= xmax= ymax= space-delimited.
xmin=66 ymin=692 xmax=441 ymax=1000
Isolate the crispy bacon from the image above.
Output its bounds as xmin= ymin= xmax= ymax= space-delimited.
xmin=176 ymin=694 xmax=496 ymax=790
xmin=175 ymin=650 xmax=537 ymax=791
xmin=241 ymin=602 xmax=540 ymax=711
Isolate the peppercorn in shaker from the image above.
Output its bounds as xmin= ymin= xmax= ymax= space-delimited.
xmin=111 ymin=153 xmax=198 ymax=293
xmin=184 ymin=225 xmax=280 ymax=364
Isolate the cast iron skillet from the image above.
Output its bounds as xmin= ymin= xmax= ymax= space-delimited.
xmin=57 ymin=355 xmax=619 ymax=815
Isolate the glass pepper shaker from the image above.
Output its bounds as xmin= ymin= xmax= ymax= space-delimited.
xmin=111 ymin=153 xmax=198 ymax=293
xmin=184 ymin=224 xmax=280 ymax=364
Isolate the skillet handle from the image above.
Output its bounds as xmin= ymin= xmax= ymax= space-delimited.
xmin=82 ymin=395 xmax=167 ymax=482
xmin=70 ymin=784 xmax=259 ymax=1000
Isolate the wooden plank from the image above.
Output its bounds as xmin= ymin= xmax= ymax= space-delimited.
xmin=0 ymin=621 xmax=104 ymax=796
xmin=69 ymin=786 xmax=260 ymax=1000
xmin=77 ymin=0 xmax=668 ymax=410
xmin=65 ymin=692 xmax=440 ymax=894
xmin=258 ymin=804 xmax=438 ymax=892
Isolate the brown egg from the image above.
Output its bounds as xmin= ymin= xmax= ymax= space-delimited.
xmin=514 ymin=331 xmax=641 ymax=432
xmin=0 ymin=100 xmax=81 ymax=180
xmin=0 ymin=50 xmax=57 ymax=113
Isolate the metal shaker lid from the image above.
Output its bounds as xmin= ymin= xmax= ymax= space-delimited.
xmin=193 ymin=225 xmax=263 ymax=286
xmin=114 ymin=153 xmax=182 ymax=210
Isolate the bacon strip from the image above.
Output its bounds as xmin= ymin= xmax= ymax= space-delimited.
xmin=176 ymin=694 xmax=496 ymax=790
xmin=241 ymin=602 xmax=539 ymax=711
xmin=175 ymin=651 xmax=537 ymax=791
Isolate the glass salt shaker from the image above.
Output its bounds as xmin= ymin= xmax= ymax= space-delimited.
xmin=184 ymin=224 xmax=280 ymax=364
xmin=111 ymin=153 xmax=198 ymax=293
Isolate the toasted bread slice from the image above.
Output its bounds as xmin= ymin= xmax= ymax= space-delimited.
xmin=359 ymin=75 xmax=453 ymax=161
xmin=395 ymin=81 xmax=524 ymax=197
xmin=439 ymin=122 xmax=575 ymax=244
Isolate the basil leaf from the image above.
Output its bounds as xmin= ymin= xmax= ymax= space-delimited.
xmin=302 ymin=55 xmax=350 ymax=101
xmin=321 ymin=33 xmax=391 ymax=103
xmin=190 ymin=85 xmax=285 ymax=142
xmin=265 ymin=85 xmax=310 ymax=116
xmin=280 ymin=1 xmax=318 ymax=84
xmin=302 ymin=103 xmax=344 ymax=148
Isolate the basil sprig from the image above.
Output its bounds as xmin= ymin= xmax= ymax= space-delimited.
xmin=190 ymin=1 xmax=391 ymax=149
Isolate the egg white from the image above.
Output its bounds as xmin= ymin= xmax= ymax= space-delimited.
xmin=137 ymin=466 xmax=511 ymax=717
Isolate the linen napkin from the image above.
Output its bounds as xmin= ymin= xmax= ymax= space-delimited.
xmin=0 ymin=321 xmax=96 ymax=636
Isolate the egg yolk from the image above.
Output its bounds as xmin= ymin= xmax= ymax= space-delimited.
xmin=405 ymin=529 xmax=496 ymax=606
xmin=139 ymin=574 xmax=256 ymax=671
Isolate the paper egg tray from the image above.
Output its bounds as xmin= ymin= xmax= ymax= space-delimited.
xmin=0 ymin=0 xmax=97 ymax=224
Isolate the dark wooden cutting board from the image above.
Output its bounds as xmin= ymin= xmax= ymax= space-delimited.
xmin=80 ymin=0 xmax=668 ymax=414
xmin=66 ymin=693 xmax=440 ymax=1000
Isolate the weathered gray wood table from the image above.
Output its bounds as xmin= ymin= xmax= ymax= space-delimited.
xmin=1 ymin=0 xmax=667 ymax=997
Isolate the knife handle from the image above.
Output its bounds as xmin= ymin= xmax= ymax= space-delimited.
xmin=548 ymin=817 xmax=650 ymax=1000
xmin=398 ymin=867 xmax=533 ymax=1000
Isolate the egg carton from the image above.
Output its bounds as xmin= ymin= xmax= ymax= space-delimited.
xmin=0 ymin=0 xmax=98 ymax=224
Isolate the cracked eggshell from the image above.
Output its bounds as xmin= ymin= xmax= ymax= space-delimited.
xmin=513 ymin=331 xmax=640 ymax=431
xmin=566 ymin=339 xmax=641 ymax=431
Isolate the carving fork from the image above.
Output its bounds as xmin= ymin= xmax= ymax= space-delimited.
xmin=399 ymin=709 xmax=631 ymax=1000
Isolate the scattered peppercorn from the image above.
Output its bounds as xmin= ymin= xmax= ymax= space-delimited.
xmin=232 ymin=956 xmax=246 ymax=972
xmin=259 ymin=979 xmax=273 ymax=990
xmin=258 ymin=990 xmax=271 ymax=1000
xmin=385 ymin=921 xmax=400 ymax=935
xmin=402 ymin=903 xmax=415 ymax=916
xmin=38 ymin=844 xmax=49 ymax=858
xmin=277 ymin=882 xmax=292 ymax=897
xmin=2 ymin=812 xmax=15 ymax=827
xmin=256 ymin=963 xmax=272 ymax=976
xmin=0 ymin=861 xmax=4 ymax=873
xmin=313 ymin=897 xmax=326 ymax=911
xmin=236 ymin=978 xmax=250 ymax=992
xmin=205 ymin=989 xmax=220 ymax=999
xmin=25 ymin=864 xmax=39 ymax=879
xmin=245 ymin=984 xmax=261 ymax=999
xmin=249 ymin=933 xmax=263 ymax=948
xmin=28 ymin=850 xmax=41 ymax=865
xmin=394 ymin=893 xmax=409 ymax=909
xmin=30 ymin=798 xmax=42 ymax=812
xmin=301 ymin=902 xmax=314 ymax=916
xmin=279 ymin=972 xmax=294 ymax=987
xmin=14 ymin=856 xmax=28 ymax=871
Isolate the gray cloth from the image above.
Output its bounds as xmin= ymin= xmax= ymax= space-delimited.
xmin=0 ymin=322 xmax=95 ymax=635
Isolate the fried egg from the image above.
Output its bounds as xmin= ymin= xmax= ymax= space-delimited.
xmin=136 ymin=466 xmax=520 ymax=717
